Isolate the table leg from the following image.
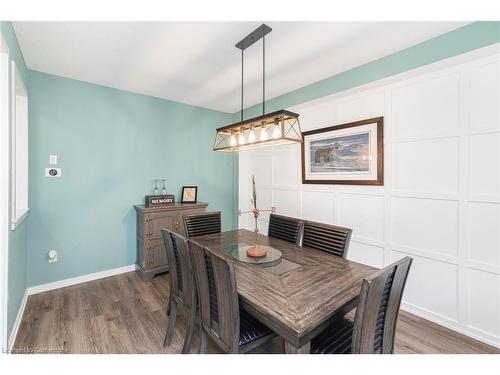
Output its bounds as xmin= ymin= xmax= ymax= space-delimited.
xmin=285 ymin=340 xmax=311 ymax=354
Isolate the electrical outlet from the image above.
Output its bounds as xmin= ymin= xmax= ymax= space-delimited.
xmin=48 ymin=249 xmax=58 ymax=263
xmin=45 ymin=167 xmax=62 ymax=177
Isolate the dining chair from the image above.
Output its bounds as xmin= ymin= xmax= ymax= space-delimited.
xmin=161 ymin=228 xmax=197 ymax=353
xmin=188 ymin=239 xmax=277 ymax=353
xmin=302 ymin=220 xmax=352 ymax=258
xmin=311 ymin=256 xmax=412 ymax=354
xmin=184 ymin=211 xmax=221 ymax=238
xmin=267 ymin=213 xmax=304 ymax=245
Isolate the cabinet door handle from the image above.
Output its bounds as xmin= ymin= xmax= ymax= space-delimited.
xmin=175 ymin=221 xmax=179 ymax=229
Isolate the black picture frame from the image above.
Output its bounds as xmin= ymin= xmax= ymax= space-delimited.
xmin=181 ymin=186 xmax=198 ymax=204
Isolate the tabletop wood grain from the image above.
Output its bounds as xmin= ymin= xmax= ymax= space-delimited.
xmin=191 ymin=229 xmax=376 ymax=351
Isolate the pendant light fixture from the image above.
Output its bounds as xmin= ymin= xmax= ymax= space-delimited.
xmin=213 ymin=24 xmax=302 ymax=152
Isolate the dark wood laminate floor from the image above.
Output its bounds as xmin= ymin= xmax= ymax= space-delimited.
xmin=13 ymin=271 xmax=500 ymax=354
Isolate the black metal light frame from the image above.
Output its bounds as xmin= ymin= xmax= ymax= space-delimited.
xmin=213 ymin=24 xmax=302 ymax=152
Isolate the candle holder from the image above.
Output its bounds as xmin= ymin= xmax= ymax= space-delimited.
xmin=153 ymin=179 xmax=159 ymax=196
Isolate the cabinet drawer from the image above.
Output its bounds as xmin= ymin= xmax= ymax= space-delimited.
xmin=145 ymin=212 xmax=179 ymax=240
xmin=143 ymin=239 xmax=167 ymax=269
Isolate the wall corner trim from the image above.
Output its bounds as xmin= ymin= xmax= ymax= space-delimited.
xmin=26 ymin=264 xmax=136 ymax=296
xmin=8 ymin=290 xmax=27 ymax=352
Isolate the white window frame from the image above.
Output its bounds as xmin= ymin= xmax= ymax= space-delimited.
xmin=10 ymin=61 xmax=29 ymax=230
xmin=0 ymin=32 xmax=10 ymax=352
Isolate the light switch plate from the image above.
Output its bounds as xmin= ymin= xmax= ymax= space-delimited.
xmin=45 ymin=168 xmax=62 ymax=177
xmin=49 ymin=155 xmax=58 ymax=165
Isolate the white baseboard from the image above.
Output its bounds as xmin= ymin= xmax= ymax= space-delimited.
xmin=401 ymin=302 xmax=500 ymax=349
xmin=26 ymin=264 xmax=136 ymax=295
xmin=7 ymin=264 xmax=136 ymax=351
xmin=8 ymin=290 xmax=27 ymax=352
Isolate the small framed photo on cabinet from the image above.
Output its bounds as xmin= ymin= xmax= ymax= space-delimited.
xmin=181 ymin=186 xmax=198 ymax=203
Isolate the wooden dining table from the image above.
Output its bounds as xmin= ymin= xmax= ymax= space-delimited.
xmin=192 ymin=229 xmax=376 ymax=354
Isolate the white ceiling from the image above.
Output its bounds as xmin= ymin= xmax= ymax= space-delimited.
xmin=13 ymin=21 xmax=468 ymax=113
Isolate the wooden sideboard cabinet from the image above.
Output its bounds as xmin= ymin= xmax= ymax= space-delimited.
xmin=134 ymin=202 xmax=208 ymax=281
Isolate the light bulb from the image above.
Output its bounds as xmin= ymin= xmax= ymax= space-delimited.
xmin=248 ymin=127 xmax=256 ymax=143
xmin=238 ymin=132 xmax=246 ymax=145
xmin=260 ymin=126 xmax=268 ymax=141
xmin=230 ymin=133 xmax=237 ymax=147
xmin=272 ymin=124 xmax=281 ymax=139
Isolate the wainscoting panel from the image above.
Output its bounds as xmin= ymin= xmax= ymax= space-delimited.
xmin=272 ymin=189 xmax=299 ymax=218
xmin=467 ymin=202 xmax=500 ymax=266
xmin=391 ymin=73 xmax=460 ymax=140
xmin=391 ymin=197 xmax=458 ymax=257
xmin=337 ymin=193 xmax=384 ymax=241
xmin=469 ymin=133 xmax=500 ymax=197
xmin=272 ymin=145 xmax=300 ymax=186
xmin=391 ymin=250 xmax=459 ymax=321
xmin=469 ymin=60 xmax=500 ymax=133
xmin=301 ymin=191 xmax=335 ymax=224
xmin=250 ymin=153 xmax=273 ymax=187
xmin=348 ymin=242 xmax=384 ymax=268
xmin=238 ymin=47 xmax=500 ymax=347
xmin=392 ymin=137 xmax=459 ymax=193
xmin=467 ymin=268 xmax=500 ymax=336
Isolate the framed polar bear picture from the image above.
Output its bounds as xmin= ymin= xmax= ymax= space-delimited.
xmin=301 ymin=117 xmax=384 ymax=185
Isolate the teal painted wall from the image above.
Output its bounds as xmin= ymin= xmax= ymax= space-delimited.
xmin=240 ymin=21 xmax=500 ymax=119
xmin=0 ymin=21 xmax=29 ymax=338
xmin=27 ymin=71 xmax=235 ymax=286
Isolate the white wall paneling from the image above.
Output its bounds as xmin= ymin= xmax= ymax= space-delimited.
xmin=468 ymin=202 xmax=500 ymax=267
xmin=467 ymin=268 xmax=500 ymax=338
xmin=391 ymin=197 xmax=458 ymax=257
xmin=469 ymin=133 xmax=500 ymax=199
xmin=392 ymin=137 xmax=459 ymax=193
xmin=469 ymin=61 xmax=500 ymax=134
xmin=391 ymin=73 xmax=460 ymax=141
xmin=301 ymin=190 xmax=335 ymax=224
xmin=391 ymin=250 xmax=459 ymax=321
xmin=238 ymin=45 xmax=500 ymax=348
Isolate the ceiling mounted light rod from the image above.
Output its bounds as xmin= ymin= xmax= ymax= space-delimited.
xmin=213 ymin=24 xmax=302 ymax=152
xmin=262 ymin=30 xmax=266 ymax=115
xmin=236 ymin=24 xmax=271 ymax=120
xmin=241 ymin=49 xmax=244 ymax=121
